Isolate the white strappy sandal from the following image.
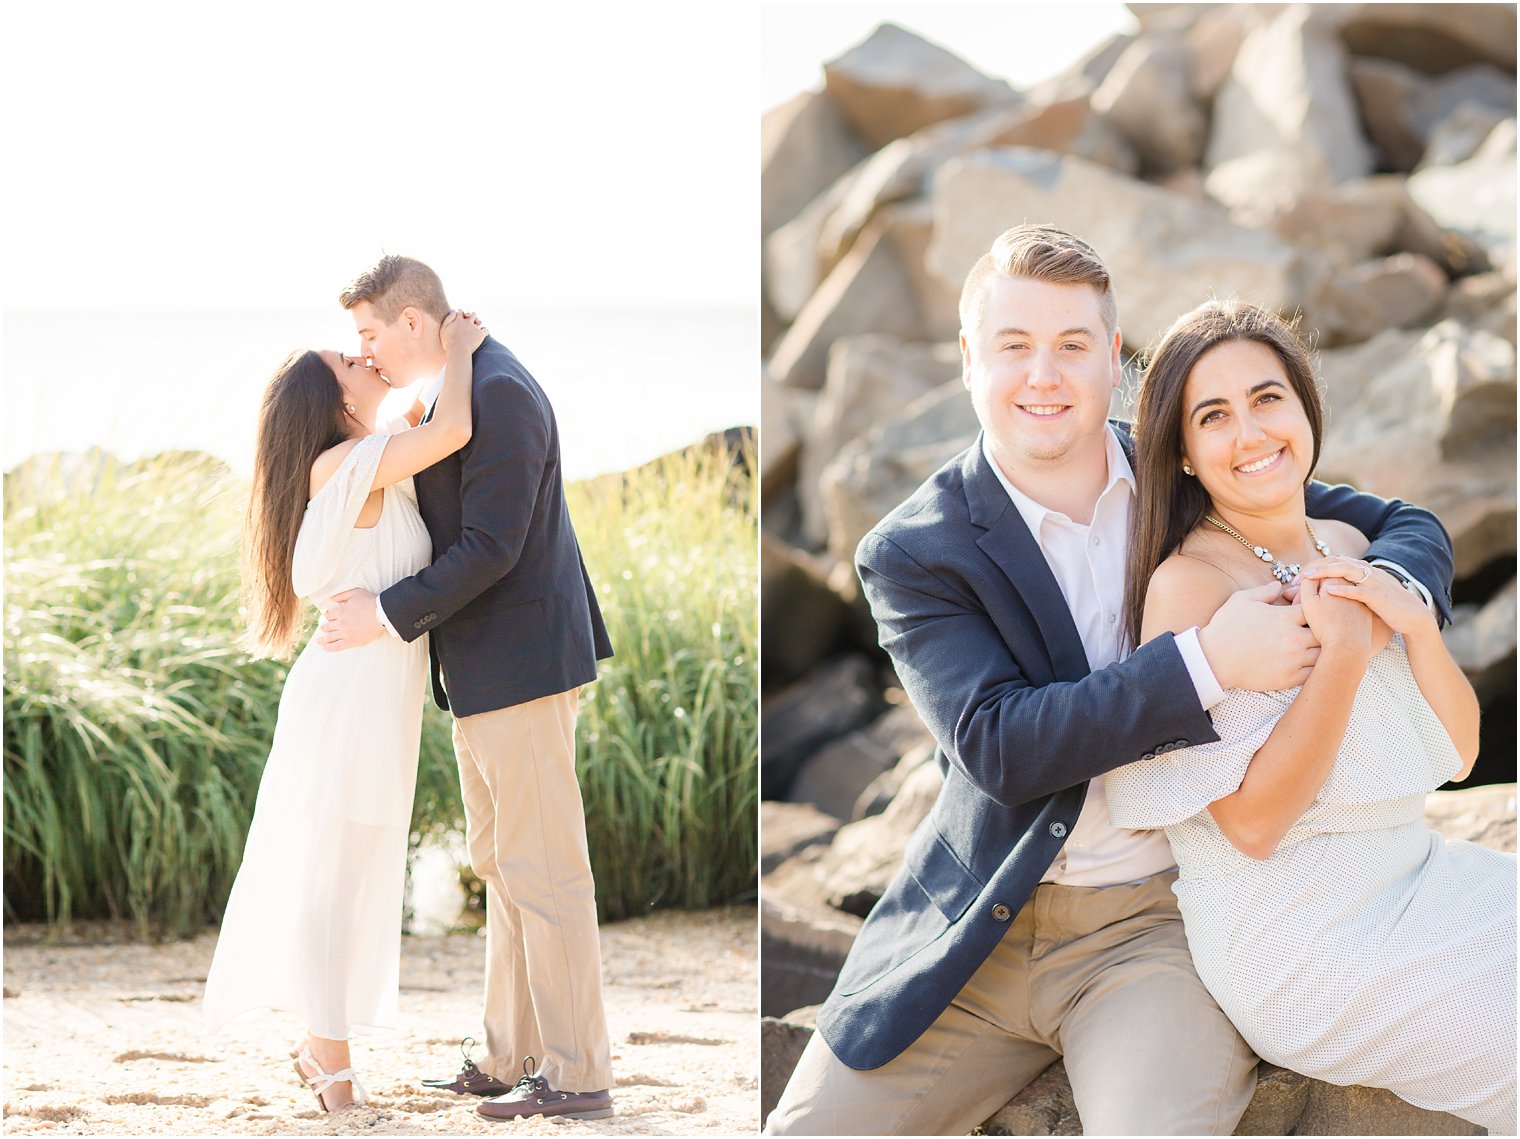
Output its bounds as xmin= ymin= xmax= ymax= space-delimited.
xmin=293 ymin=1047 xmax=368 ymax=1113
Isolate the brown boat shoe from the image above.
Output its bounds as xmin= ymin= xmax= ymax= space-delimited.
xmin=476 ymin=1057 xmax=614 ymax=1122
xmin=420 ymin=1037 xmax=514 ymax=1097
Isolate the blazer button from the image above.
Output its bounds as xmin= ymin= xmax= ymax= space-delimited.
xmin=991 ymin=903 xmax=1011 ymax=921
xmin=1049 ymin=821 xmax=1068 ymax=839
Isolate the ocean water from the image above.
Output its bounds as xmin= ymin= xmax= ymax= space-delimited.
xmin=1 ymin=307 xmax=756 ymax=482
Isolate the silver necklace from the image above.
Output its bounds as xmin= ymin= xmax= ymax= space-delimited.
xmin=1203 ymin=515 xmax=1330 ymax=586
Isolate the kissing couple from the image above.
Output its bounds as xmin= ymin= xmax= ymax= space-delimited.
xmin=202 ymin=255 xmax=617 ymax=1123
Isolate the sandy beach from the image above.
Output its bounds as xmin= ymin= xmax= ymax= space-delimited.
xmin=3 ymin=906 xmax=757 ymax=1136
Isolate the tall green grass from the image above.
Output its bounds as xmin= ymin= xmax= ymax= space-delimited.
xmin=568 ymin=443 xmax=759 ymax=918
xmin=4 ymin=444 xmax=757 ymax=937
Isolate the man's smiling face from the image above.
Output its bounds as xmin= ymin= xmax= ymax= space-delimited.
xmin=962 ymin=273 xmax=1121 ymax=481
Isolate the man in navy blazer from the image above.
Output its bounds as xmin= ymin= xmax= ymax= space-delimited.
xmin=322 ymin=255 xmax=616 ymax=1123
xmin=766 ymin=227 xmax=1453 ymax=1135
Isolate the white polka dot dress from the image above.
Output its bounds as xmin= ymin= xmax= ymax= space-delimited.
xmin=1108 ymin=637 xmax=1516 ymax=1134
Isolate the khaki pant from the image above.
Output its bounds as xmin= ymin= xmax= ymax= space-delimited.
xmin=453 ymin=688 xmax=612 ymax=1092
xmin=766 ymin=873 xmax=1257 ymax=1136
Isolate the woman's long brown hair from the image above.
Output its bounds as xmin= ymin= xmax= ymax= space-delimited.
xmin=1122 ymin=300 xmax=1325 ymax=652
xmin=241 ymin=350 xmax=349 ymax=658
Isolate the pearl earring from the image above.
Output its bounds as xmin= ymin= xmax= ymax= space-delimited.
xmin=1182 ymin=463 xmax=1194 ymax=476
xmin=345 ymin=403 xmax=356 ymax=414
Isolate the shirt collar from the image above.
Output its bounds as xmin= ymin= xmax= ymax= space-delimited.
xmin=419 ymin=364 xmax=448 ymax=410
xmin=981 ymin=425 xmax=1136 ymax=533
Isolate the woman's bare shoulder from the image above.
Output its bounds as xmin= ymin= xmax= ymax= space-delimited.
xmin=308 ymin=439 xmax=360 ymax=499
xmin=1141 ymin=549 xmax=1241 ymax=638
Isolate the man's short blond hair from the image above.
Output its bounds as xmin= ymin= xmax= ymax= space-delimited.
xmin=958 ymin=225 xmax=1118 ymax=337
xmin=338 ymin=254 xmax=450 ymax=323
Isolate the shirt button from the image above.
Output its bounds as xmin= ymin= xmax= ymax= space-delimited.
xmin=992 ymin=903 xmax=1012 ymax=921
xmin=1050 ymin=821 xmax=1068 ymax=839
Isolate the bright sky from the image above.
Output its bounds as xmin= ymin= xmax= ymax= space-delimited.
xmin=4 ymin=2 xmax=758 ymax=316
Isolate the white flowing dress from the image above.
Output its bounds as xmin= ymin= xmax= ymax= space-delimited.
xmin=204 ymin=434 xmax=432 ymax=1039
xmin=1107 ymin=637 xmax=1516 ymax=1134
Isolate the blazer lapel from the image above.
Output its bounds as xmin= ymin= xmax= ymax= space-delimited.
xmin=962 ymin=439 xmax=1091 ymax=681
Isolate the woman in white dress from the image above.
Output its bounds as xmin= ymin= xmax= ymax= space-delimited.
xmin=1105 ymin=299 xmax=1515 ymax=1133
xmin=202 ymin=310 xmax=487 ymax=1111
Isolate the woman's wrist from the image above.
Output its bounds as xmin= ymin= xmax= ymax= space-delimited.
xmin=1397 ymin=617 xmax=1444 ymax=653
xmin=1316 ymin=640 xmax=1374 ymax=675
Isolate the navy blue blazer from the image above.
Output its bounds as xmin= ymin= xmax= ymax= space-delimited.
xmin=816 ymin=426 xmax=1454 ymax=1071
xmin=380 ymin=336 xmax=613 ymax=717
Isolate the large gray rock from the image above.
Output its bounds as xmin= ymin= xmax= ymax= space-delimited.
xmin=855 ymin=740 xmax=938 ymax=821
xmin=1425 ymin=782 xmax=1517 ymax=852
xmin=798 ymin=335 xmax=962 ymax=547
xmin=762 ymin=89 xmax=873 ymax=238
xmin=768 ymin=206 xmax=927 ymax=391
xmin=1443 ymin=581 xmax=1519 ymax=707
xmin=760 ymin=1014 xmax=816 ymax=1123
xmin=1026 ymin=32 xmax=1134 ymax=106
xmin=1421 ymin=103 xmax=1515 ymax=171
xmin=1415 ymin=65 xmax=1518 ymax=167
xmin=815 ymin=759 xmax=944 ymax=917
xmin=1091 ymin=30 xmax=1207 ymax=175
xmin=1351 ymin=58 xmax=1517 ymax=174
xmin=1351 ymin=56 xmax=1431 ymax=173
xmin=1439 ymin=269 xmax=1518 ymax=347
xmin=1236 ymin=1065 xmax=1483 ymax=1136
xmin=759 ymin=894 xmax=862 ymax=1019
xmin=1184 ymin=5 xmax=1259 ymax=102
xmin=926 ymin=147 xmax=1316 ymax=354
xmin=761 ymin=800 xmax=844 ymax=874
xmin=812 ymin=99 xmax=1137 ymax=287
xmin=1313 ymin=252 xmax=1449 ymax=347
xmin=879 ymin=199 xmax=966 ymax=346
xmin=819 ymin=378 xmax=979 ymax=564
xmin=789 ymin=703 xmax=935 ymax=823
xmin=1407 ymin=125 xmax=1518 ymax=265
xmin=761 ymin=654 xmax=886 ymax=800
xmin=1206 ymin=6 xmax=1374 ymax=201
xmin=1317 ymin=321 xmax=1517 ymax=579
xmin=1254 ymin=175 xmax=1456 ymax=273
xmin=761 ymin=530 xmax=852 ymax=686
xmin=765 ymin=179 xmax=851 ymax=323
xmin=1331 ymin=3 xmax=1517 ymax=73
xmin=761 ymin=373 xmax=804 ymax=502
xmin=822 ymin=23 xmax=1018 ymax=150
xmin=982 ymin=1060 xmax=1080 ymax=1135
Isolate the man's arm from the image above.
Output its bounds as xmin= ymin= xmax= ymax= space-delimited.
xmin=858 ymin=529 xmax=1219 ymax=808
xmin=379 ymin=375 xmax=548 ymax=640
xmin=1306 ymin=479 xmax=1454 ymax=624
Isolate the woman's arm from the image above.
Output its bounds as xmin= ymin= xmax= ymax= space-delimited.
xmin=312 ymin=311 xmax=486 ymax=496
xmin=1142 ymin=556 xmax=1375 ymax=860
xmin=1310 ymin=559 xmax=1480 ymax=778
